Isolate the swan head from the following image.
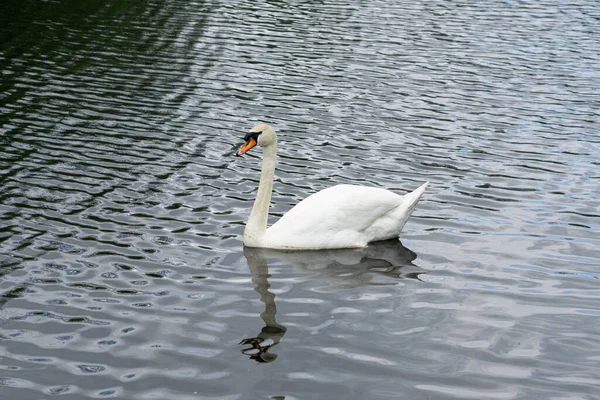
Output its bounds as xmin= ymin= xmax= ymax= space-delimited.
xmin=235 ymin=124 xmax=276 ymax=156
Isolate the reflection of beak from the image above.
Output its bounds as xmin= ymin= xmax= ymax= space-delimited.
xmin=235 ymin=137 xmax=257 ymax=156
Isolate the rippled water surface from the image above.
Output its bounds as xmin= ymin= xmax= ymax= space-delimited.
xmin=1 ymin=0 xmax=599 ymax=398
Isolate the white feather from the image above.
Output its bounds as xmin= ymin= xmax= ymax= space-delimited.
xmin=237 ymin=124 xmax=428 ymax=250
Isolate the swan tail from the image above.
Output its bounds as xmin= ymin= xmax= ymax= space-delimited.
xmin=403 ymin=182 xmax=428 ymax=212
xmin=392 ymin=182 xmax=429 ymax=236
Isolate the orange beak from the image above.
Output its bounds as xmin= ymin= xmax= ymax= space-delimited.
xmin=236 ymin=137 xmax=257 ymax=156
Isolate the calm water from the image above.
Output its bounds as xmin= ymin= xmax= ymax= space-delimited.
xmin=1 ymin=0 xmax=599 ymax=399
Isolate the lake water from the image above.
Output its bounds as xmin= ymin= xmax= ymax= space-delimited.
xmin=1 ymin=0 xmax=599 ymax=399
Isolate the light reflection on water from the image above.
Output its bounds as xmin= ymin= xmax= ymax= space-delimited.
xmin=1 ymin=0 xmax=599 ymax=399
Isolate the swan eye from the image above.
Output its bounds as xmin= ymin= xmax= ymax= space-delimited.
xmin=244 ymin=131 xmax=262 ymax=141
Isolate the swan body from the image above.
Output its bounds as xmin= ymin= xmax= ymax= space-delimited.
xmin=236 ymin=124 xmax=428 ymax=250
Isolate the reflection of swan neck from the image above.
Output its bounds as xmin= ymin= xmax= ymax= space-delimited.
xmin=252 ymin=273 xmax=278 ymax=327
xmin=246 ymin=249 xmax=283 ymax=328
xmin=245 ymin=143 xmax=276 ymax=245
xmin=241 ymin=251 xmax=287 ymax=363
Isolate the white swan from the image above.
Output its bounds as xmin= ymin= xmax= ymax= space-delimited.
xmin=235 ymin=124 xmax=428 ymax=250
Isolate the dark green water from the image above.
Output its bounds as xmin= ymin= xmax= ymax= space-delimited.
xmin=1 ymin=0 xmax=599 ymax=399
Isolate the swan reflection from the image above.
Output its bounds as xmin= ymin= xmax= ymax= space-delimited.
xmin=239 ymin=240 xmax=425 ymax=363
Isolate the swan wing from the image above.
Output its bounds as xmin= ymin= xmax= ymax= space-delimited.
xmin=264 ymin=184 xmax=404 ymax=249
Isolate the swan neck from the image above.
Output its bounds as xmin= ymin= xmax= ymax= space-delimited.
xmin=245 ymin=143 xmax=276 ymax=243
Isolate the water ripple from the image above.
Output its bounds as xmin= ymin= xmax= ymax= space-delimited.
xmin=1 ymin=0 xmax=599 ymax=399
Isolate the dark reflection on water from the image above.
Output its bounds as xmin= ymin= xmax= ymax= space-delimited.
xmin=241 ymin=240 xmax=422 ymax=362
xmin=240 ymin=248 xmax=288 ymax=364
xmin=246 ymin=240 xmax=423 ymax=291
xmin=1 ymin=0 xmax=600 ymax=398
